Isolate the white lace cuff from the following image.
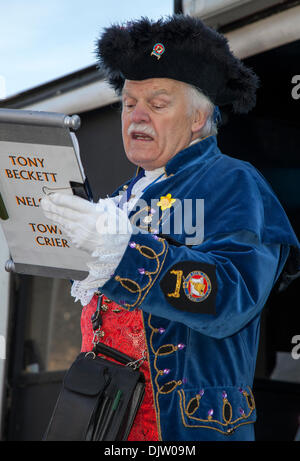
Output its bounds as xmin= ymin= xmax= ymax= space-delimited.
xmin=71 ymin=281 xmax=95 ymax=306
xmin=71 ymin=199 xmax=132 ymax=306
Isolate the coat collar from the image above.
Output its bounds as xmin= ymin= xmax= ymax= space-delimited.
xmin=164 ymin=135 xmax=218 ymax=177
xmin=134 ymin=135 xmax=218 ymax=178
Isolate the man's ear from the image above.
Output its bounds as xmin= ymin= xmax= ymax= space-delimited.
xmin=191 ymin=109 xmax=206 ymax=134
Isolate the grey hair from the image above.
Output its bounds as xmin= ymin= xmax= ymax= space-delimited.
xmin=185 ymin=84 xmax=218 ymax=138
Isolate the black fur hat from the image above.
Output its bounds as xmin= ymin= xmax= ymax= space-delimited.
xmin=96 ymin=15 xmax=259 ymax=114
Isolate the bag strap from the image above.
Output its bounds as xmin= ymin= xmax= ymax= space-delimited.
xmin=90 ymin=293 xmax=145 ymax=369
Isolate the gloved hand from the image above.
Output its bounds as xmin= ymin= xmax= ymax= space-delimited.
xmin=40 ymin=193 xmax=132 ymax=256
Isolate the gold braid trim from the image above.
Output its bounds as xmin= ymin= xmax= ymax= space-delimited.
xmin=114 ymin=238 xmax=168 ymax=309
xmin=178 ymin=386 xmax=256 ymax=435
xmin=146 ymin=313 xmax=256 ymax=438
xmin=146 ymin=313 xmax=183 ymax=441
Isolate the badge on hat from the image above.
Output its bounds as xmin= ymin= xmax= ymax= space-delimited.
xmin=151 ymin=43 xmax=165 ymax=60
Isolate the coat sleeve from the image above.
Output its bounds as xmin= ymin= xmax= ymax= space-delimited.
xmin=100 ymin=228 xmax=288 ymax=339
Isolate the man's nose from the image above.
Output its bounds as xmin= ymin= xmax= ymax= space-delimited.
xmin=131 ymin=103 xmax=151 ymax=123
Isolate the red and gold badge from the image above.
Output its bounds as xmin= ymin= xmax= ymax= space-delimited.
xmin=183 ymin=271 xmax=211 ymax=302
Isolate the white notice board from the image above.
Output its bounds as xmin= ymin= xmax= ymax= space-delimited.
xmin=0 ymin=109 xmax=91 ymax=280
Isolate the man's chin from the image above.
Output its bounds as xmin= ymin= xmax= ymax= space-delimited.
xmin=126 ymin=150 xmax=160 ymax=169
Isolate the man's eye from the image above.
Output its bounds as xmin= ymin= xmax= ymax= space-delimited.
xmin=123 ymin=101 xmax=135 ymax=108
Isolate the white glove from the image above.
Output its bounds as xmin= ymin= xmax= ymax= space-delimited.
xmin=40 ymin=193 xmax=132 ymax=256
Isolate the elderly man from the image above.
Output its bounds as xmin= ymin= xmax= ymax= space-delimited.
xmin=41 ymin=16 xmax=300 ymax=441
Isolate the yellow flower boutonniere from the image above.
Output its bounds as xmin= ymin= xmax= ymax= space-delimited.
xmin=157 ymin=193 xmax=176 ymax=211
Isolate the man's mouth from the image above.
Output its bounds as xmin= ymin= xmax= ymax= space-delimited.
xmin=131 ymin=132 xmax=154 ymax=141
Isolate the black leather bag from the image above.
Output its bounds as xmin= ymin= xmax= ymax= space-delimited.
xmin=43 ymin=294 xmax=145 ymax=441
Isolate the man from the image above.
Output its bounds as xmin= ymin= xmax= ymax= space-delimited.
xmin=41 ymin=16 xmax=300 ymax=441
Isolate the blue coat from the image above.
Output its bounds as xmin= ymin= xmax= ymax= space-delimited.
xmin=101 ymin=135 xmax=300 ymax=441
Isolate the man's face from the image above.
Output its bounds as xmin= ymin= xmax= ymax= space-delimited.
xmin=121 ymin=78 xmax=203 ymax=170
